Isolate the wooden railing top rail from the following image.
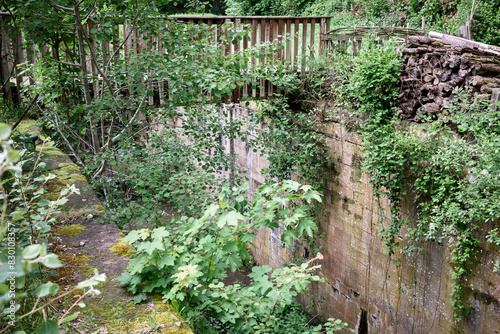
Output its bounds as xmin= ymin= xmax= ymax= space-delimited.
xmin=172 ymin=15 xmax=334 ymax=19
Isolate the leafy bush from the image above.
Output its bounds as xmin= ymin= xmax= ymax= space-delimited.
xmin=226 ymin=0 xmax=313 ymax=15
xmin=471 ymin=0 xmax=500 ymax=45
xmin=116 ymin=180 xmax=352 ymax=332
xmin=0 ymin=124 xmax=105 ymax=334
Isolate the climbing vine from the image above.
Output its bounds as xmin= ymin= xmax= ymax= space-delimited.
xmin=341 ymin=36 xmax=500 ymax=322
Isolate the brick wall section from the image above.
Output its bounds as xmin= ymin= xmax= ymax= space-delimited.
xmin=226 ymin=103 xmax=500 ymax=334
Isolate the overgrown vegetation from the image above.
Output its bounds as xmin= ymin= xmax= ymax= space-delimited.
xmin=117 ymin=181 xmax=350 ymax=333
xmin=227 ymin=0 xmax=500 ymax=45
xmin=0 ymin=123 xmax=106 ymax=333
xmin=1 ymin=0 xmax=351 ymax=332
xmin=330 ymin=35 xmax=500 ymax=323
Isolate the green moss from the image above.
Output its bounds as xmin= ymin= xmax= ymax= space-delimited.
xmin=110 ymin=240 xmax=136 ymax=256
xmin=56 ymin=224 xmax=87 ymax=237
xmin=59 ymin=253 xmax=89 ymax=265
xmin=95 ymin=205 xmax=105 ymax=212
xmin=58 ymin=253 xmax=96 ymax=277
xmin=36 ymin=145 xmax=63 ymax=156
xmin=44 ymin=163 xmax=87 ymax=201
xmin=108 ymin=295 xmax=193 ymax=334
xmin=16 ymin=120 xmax=39 ymax=135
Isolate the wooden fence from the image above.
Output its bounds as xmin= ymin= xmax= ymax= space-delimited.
xmin=0 ymin=14 xmax=335 ymax=104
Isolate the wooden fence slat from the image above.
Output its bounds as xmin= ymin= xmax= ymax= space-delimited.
xmin=324 ymin=18 xmax=331 ymax=55
xmin=251 ymin=19 xmax=257 ymax=98
xmin=225 ymin=19 xmax=231 ymax=56
xmin=285 ymin=19 xmax=291 ymax=63
xmin=319 ymin=18 xmax=325 ymax=55
xmin=301 ymin=20 xmax=307 ymax=69
xmin=268 ymin=19 xmax=274 ymax=97
xmin=293 ymin=19 xmax=299 ymax=68
xmin=261 ymin=19 xmax=268 ymax=98
xmin=310 ymin=18 xmax=315 ymax=59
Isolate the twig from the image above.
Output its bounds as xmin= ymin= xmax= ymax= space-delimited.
xmin=12 ymin=93 xmax=40 ymax=131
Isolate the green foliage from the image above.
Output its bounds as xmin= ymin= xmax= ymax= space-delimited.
xmin=226 ymin=0 xmax=312 ymax=15
xmin=116 ymin=180 xmax=348 ymax=332
xmin=471 ymin=0 xmax=500 ymax=45
xmin=0 ymin=124 xmax=105 ymax=334
xmin=253 ymin=98 xmax=333 ymax=189
xmin=346 ymin=36 xmax=402 ymax=117
xmin=356 ymin=71 xmax=500 ymax=321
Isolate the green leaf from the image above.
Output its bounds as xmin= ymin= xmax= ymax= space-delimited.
xmin=60 ymin=312 xmax=79 ymax=324
xmin=41 ymin=254 xmax=62 ymax=268
xmin=35 ymin=281 xmax=59 ymax=297
xmin=7 ymin=150 xmax=19 ymax=163
xmin=36 ymin=320 xmax=59 ymax=334
xmin=217 ymin=211 xmax=247 ymax=228
xmin=0 ymin=123 xmax=11 ymax=140
xmin=23 ymin=244 xmax=42 ymax=260
xmin=225 ymin=252 xmax=242 ymax=272
xmin=157 ymin=254 xmax=175 ymax=268
xmin=133 ymin=293 xmax=147 ymax=304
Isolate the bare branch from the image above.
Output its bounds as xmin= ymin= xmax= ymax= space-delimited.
xmin=36 ymin=103 xmax=86 ymax=166
xmin=101 ymin=94 xmax=148 ymax=150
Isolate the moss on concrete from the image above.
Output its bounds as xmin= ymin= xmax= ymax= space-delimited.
xmin=109 ymin=240 xmax=136 ymax=256
xmin=58 ymin=253 xmax=96 ymax=277
xmin=56 ymin=224 xmax=87 ymax=237
xmin=44 ymin=162 xmax=87 ymax=201
xmin=16 ymin=120 xmax=40 ymax=136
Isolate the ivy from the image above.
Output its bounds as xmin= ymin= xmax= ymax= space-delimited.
xmin=342 ymin=36 xmax=500 ymax=322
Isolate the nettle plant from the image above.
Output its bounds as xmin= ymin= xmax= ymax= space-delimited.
xmin=0 ymin=124 xmax=105 ymax=334
xmin=346 ymin=34 xmax=500 ymax=323
xmin=117 ymin=180 xmax=350 ymax=333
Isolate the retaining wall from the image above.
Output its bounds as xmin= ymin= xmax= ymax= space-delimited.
xmin=226 ymin=104 xmax=500 ymax=334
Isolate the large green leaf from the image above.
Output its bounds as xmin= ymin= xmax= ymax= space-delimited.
xmin=0 ymin=123 xmax=11 ymax=140
xmin=35 ymin=281 xmax=59 ymax=297
xmin=36 ymin=320 xmax=59 ymax=334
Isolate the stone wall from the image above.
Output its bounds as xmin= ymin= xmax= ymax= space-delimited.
xmin=227 ymin=104 xmax=500 ymax=334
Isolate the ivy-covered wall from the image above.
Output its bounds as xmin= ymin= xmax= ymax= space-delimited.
xmin=228 ymin=104 xmax=500 ymax=334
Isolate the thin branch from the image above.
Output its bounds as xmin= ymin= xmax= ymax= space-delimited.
xmin=101 ymin=93 xmax=148 ymax=150
xmin=36 ymin=103 xmax=86 ymax=166
xmin=42 ymin=56 xmax=80 ymax=68
xmin=12 ymin=93 xmax=39 ymax=131
xmin=46 ymin=2 xmax=74 ymax=13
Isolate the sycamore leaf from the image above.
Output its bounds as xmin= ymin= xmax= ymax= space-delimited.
xmin=151 ymin=227 xmax=170 ymax=240
xmin=133 ymin=293 xmax=147 ymax=304
xmin=123 ymin=229 xmax=150 ymax=243
xmin=157 ymin=254 xmax=175 ymax=268
xmin=283 ymin=180 xmax=301 ymax=192
xmin=225 ymin=252 xmax=242 ymax=272
xmin=217 ymin=211 xmax=247 ymax=228
xmin=281 ymin=229 xmax=296 ymax=246
xmin=248 ymin=265 xmax=271 ymax=279
xmin=136 ymin=239 xmax=164 ymax=256
xmin=173 ymin=264 xmax=200 ymax=288
xmin=302 ymin=190 xmax=322 ymax=203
